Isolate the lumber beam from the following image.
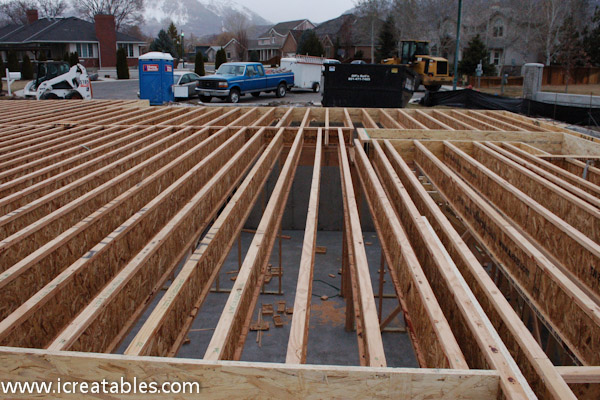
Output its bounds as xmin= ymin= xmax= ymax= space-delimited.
xmin=0 ymin=126 xmax=176 ymax=217
xmin=546 ymin=157 xmax=600 ymax=187
xmin=449 ymin=110 xmax=501 ymax=131
xmin=397 ymin=110 xmax=428 ymax=129
xmin=0 ymin=347 xmax=501 ymax=400
xmin=414 ymin=140 xmax=600 ymax=365
xmin=355 ymin=137 xmax=468 ymax=368
xmin=431 ymin=110 xmax=476 ymax=130
xmin=204 ymin=127 xmax=303 ymax=361
xmin=473 ymin=141 xmax=600 ymax=244
xmin=370 ymin=140 xmax=533 ymax=399
xmin=0 ymin=126 xmax=228 ymax=321
xmin=378 ymin=109 xmax=404 ymax=129
xmin=464 ymin=110 xmax=525 ymax=131
xmin=413 ymin=110 xmax=454 ymax=130
xmin=381 ymin=140 xmax=575 ymax=399
xmin=338 ymin=133 xmax=387 ymax=367
xmin=125 ymin=128 xmax=284 ymax=358
xmin=447 ymin=141 xmax=600 ymax=303
xmin=482 ymin=111 xmax=545 ymax=132
xmin=286 ymin=129 xmax=322 ymax=364
xmin=500 ymin=142 xmax=600 ymax=202
xmin=47 ymin=129 xmax=263 ymax=353
xmin=0 ymin=127 xmax=252 ymax=349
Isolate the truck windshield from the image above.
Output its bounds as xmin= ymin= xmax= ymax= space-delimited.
xmin=216 ymin=65 xmax=245 ymax=76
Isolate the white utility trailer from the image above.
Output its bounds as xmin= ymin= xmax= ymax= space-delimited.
xmin=280 ymin=55 xmax=329 ymax=92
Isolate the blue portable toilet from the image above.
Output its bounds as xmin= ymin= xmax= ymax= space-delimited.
xmin=138 ymin=52 xmax=174 ymax=105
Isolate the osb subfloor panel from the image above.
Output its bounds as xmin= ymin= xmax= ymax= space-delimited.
xmin=0 ymin=100 xmax=598 ymax=399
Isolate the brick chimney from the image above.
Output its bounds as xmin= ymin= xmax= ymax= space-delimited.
xmin=26 ymin=9 xmax=38 ymax=24
xmin=94 ymin=14 xmax=117 ymax=68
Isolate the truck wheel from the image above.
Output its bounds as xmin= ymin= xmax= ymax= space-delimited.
xmin=276 ymin=83 xmax=286 ymax=98
xmin=200 ymin=95 xmax=212 ymax=103
xmin=251 ymin=92 xmax=261 ymax=98
xmin=227 ymin=88 xmax=240 ymax=103
xmin=424 ymin=84 xmax=441 ymax=92
xmin=312 ymin=83 xmax=320 ymax=93
xmin=40 ymin=92 xmax=59 ymax=100
xmin=65 ymin=91 xmax=83 ymax=99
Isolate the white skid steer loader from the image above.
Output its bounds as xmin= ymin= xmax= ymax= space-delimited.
xmin=23 ymin=61 xmax=92 ymax=100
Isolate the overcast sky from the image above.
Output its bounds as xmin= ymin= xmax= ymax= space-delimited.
xmin=241 ymin=0 xmax=356 ymax=24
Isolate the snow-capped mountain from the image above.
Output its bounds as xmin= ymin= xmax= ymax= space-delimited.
xmin=143 ymin=0 xmax=271 ymax=37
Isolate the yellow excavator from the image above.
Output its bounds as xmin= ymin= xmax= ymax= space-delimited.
xmin=382 ymin=40 xmax=452 ymax=91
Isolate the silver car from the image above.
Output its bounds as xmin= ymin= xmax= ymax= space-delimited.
xmin=173 ymin=72 xmax=202 ymax=98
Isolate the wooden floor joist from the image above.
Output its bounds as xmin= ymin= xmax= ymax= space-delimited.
xmin=414 ymin=141 xmax=600 ymax=365
xmin=444 ymin=141 xmax=600 ymax=303
xmin=286 ymin=129 xmax=322 ymax=364
xmin=338 ymin=131 xmax=386 ymax=367
xmin=1 ymin=100 xmax=598 ymax=399
xmin=369 ymin=140 xmax=533 ymax=398
xmin=204 ymin=126 xmax=303 ymax=361
xmin=381 ymin=139 xmax=574 ymax=399
xmin=125 ymin=128 xmax=284 ymax=358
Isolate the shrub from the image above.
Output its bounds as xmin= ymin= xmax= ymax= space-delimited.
xmin=21 ymin=54 xmax=33 ymax=80
xmin=116 ymin=47 xmax=130 ymax=79
xmin=194 ymin=52 xmax=205 ymax=76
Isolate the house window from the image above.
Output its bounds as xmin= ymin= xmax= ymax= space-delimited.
xmin=118 ymin=43 xmax=134 ymax=57
xmin=226 ymin=52 xmax=231 ymax=59
xmin=76 ymin=43 xmax=94 ymax=58
xmin=492 ymin=19 xmax=504 ymax=37
xmin=490 ymin=49 xmax=502 ymax=65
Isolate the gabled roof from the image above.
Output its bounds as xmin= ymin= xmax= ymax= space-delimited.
xmin=258 ymin=19 xmax=313 ymax=39
xmin=0 ymin=17 xmax=145 ymax=44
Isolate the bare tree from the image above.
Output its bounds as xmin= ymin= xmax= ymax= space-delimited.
xmin=0 ymin=0 xmax=37 ymax=24
xmin=75 ymin=0 xmax=145 ymax=30
xmin=354 ymin=0 xmax=390 ymax=62
xmin=37 ymin=0 xmax=67 ymax=18
xmin=224 ymin=10 xmax=249 ymax=61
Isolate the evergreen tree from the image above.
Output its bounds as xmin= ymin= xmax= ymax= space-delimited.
xmin=116 ymin=47 xmax=130 ymax=79
xmin=21 ymin=54 xmax=33 ymax=80
xmin=555 ymin=14 xmax=589 ymax=92
xmin=167 ymin=22 xmax=181 ymax=58
xmin=583 ymin=7 xmax=600 ymax=66
xmin=249 ymin=50 xmax=259 ymax=62
xmin=355 ymin=50 xmax=364 ymax=60
xmin=194 ymin=51 xmax=205 ymax=76
xmin=458 ymin=34 xmax=496 ymax=77
xmin=7 ymin=51 xmax=18 ymax=72
xmin=149 ymin=29 xmax=178 ymax=59
xmin=376 ymin=15 xmax=397 ymax=62
xmin=215 ymin=48 xmax=227 ymax=69
xmin=63 ymin=52 xmax=70 ymax=62
xmin=297 ymin=30 xmax=324 ymax=57
xmin=69 ymin=52 xmax=79 ymax=67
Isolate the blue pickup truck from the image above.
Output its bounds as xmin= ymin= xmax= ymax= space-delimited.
xmin=195 ymin=62 xmax=294 ymax=103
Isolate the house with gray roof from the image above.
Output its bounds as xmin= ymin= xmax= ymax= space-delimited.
xmin=0 ymin=10 xmax=145 ymax=71
xmin=248 ymin=19 xmax=315 ymax=62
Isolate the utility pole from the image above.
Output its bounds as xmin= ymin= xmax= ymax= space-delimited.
xmin=452 ymin=0 xmax=463 ymax=90
xmin=181 ymin=31 xmax=185 ymax=69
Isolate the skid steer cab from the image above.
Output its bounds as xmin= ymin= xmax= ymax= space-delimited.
xmin=23 ymin=61 xmax=92 ymax=100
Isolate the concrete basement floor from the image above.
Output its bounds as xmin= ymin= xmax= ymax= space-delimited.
xmin=119 ymin=229 xmax=418 ymax=368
